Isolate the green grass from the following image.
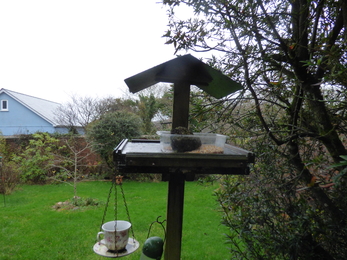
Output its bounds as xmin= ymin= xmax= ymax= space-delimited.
xmin=0 ymin=181 xmax=231 ymax=259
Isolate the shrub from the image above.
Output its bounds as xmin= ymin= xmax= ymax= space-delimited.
xmin=0 ymin=133 xmax=21 ymax=194
xmin=13 ymin=133 xmax=62 ymax=183
xmin=0 ymin=161 xmax=20 ymax=195
xmin=86 ymin=111 xmax=142 ymax=168
xmin=215 ymin=138 xmax=347 ymax=259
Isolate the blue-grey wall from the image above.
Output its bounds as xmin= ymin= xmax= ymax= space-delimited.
xmin=0 ymin=92 xmax=56 ymax=135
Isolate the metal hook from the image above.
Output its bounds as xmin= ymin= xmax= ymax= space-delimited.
xmin=115 ymin=175 xmax=123 ymax=185
xmin=147 ymin=216 xmax=166 ymax=242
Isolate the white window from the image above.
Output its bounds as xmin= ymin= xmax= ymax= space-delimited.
xmin=1 ymin=100 xmax=8 ymax=111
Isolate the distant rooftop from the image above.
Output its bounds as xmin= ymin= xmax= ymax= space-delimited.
xmin=0 ymin=88 xmax=61 ymax=126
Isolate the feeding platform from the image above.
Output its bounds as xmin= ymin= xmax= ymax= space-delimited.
xmin=114 ymin=139 xmax=254 ymax=176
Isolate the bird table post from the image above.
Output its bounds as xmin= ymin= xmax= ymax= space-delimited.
xmin=165 ymin=81 xmax=190 ymax=259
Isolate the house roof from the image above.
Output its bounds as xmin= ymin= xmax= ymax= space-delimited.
xmin=0 ymin=88 xmax=61 ymax=126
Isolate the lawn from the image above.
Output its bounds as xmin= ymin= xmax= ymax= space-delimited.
xmin=0 ymin=180 xmax=231 ymax=259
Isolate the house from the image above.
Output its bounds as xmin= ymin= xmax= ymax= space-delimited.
xmin=0 ymin=88 xmax=81 ymax=136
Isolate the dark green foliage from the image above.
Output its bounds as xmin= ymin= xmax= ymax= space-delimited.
xmin=86 ymin=111 xmax=142 ymax=167
xmin=215 ymin=138 xmax=347 ymax=259
xmin=137 ymin=93 xmax=160 ymax=134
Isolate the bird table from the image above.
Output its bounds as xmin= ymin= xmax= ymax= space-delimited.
xmin=115 ymin=55 xmax=255 ymax=260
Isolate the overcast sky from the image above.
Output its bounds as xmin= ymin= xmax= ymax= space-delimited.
xmin=0 ymin=0 xmax=193 ymax=103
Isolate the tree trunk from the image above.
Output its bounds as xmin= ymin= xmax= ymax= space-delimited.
xmin=304 ymin=83 xmax=347 ymax=161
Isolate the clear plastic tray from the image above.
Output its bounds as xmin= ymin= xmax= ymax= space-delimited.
xmin=156 ymin=131 xmax=228 ymax=153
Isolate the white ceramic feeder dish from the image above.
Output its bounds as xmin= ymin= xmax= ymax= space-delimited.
xmin=93 ymin=238 xmax=140 ymax=258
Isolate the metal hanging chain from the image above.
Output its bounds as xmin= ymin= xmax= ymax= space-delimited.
xmin=114 ymin=175 xmax=118 ymax=225
xmin=99 ymin=179 xmax=115 ymax=231
xmin=118 ymin=176 xmax=136 ymax=241
xmin=114 ymin=176 xmax=119 ymax=256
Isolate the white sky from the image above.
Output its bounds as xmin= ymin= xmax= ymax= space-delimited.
xmin=0 ymin=0 xmax=193 ymax=103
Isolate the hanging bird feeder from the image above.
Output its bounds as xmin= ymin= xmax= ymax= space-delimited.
xmin=140 ymin=216 xmax=166 ymax=260
xmin=93 ymin=175 xmax=140 ymax=257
